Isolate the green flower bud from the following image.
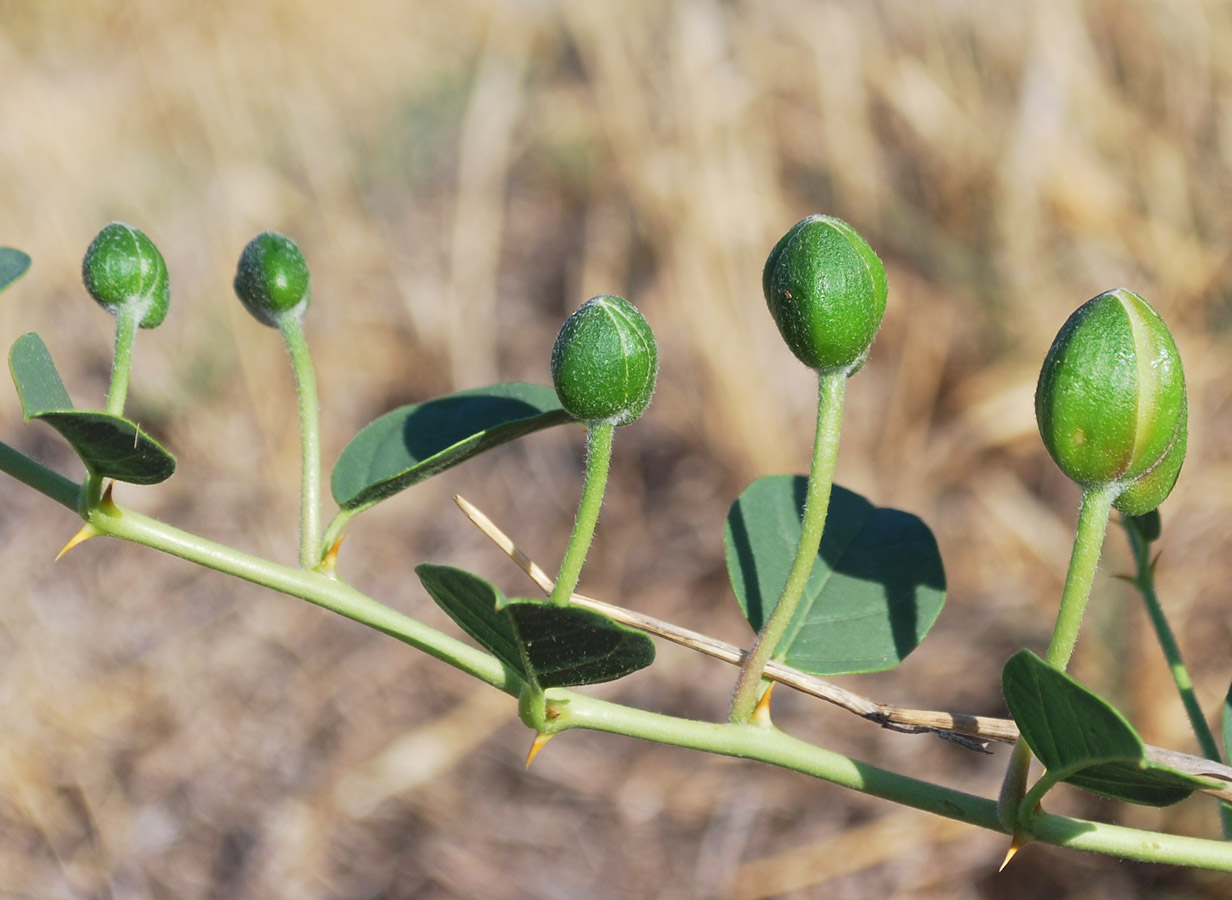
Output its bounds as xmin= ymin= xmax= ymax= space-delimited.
xmin=81 ymin=222 xmax=170 ymax=329
xmin=233 ymin=232 xmax=310 ymax=327
xmin=763 ymin=214 xmax=887 ymax=372
xmin=1035 ymin=288 xmax=1187 ymax=512
xmin=551 ymin=294 xmax=658 ymax=425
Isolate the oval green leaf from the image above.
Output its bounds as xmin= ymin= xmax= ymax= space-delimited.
xmin=1003 ymin=650 xmax=1212 ymax=806
xmin=0 ymin=249 xmax=31 ymax=293
xmin=725 ymin=475 xmax=945 ymax=675
xmin=9 ymin=333 xmax=176 ymax=485
xmin=501 ymin=598 xmax=656 ymax=689
xmin=332 ymin=383 xmax=573 ymax=510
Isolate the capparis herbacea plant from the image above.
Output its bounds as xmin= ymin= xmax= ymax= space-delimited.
xmin=2 ymin=216 xmax=1232 ymax=875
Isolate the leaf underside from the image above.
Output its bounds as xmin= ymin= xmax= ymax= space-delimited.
xmin=725 ymin=475 xmax=945 ymax=675
xmin=1003 ymin=650 xmax=1211 ymax=806
xmin=332 ymin=382 xmax=573 ymax=510
xmin=8 ymin=333 xmax=176 ymax=484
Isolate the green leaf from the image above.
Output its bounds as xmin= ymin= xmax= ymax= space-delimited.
xmin=416 ymin=563 xmax=656 ymax=689
xmin=332 ymin=383 xmax=573 ymax=510
xmin=416 ymin=563 xmax=525 ymax=677
xmin=9 ymin=333 xmax=176 ymax=485
xmin=9 ymin=332 xmax=73 ymax=415
xmin=0 ymin=248 xmax=31 ymax=293
xmin=725 ymin=475 xmax=945 ymax=675
xmin=1003 ymin=650 xmax=1211 ymax=806
xmin=501 ymin=598 xmax=656 ymax=688
xmin=1223 ymin=679 xmax=1232 ymax=765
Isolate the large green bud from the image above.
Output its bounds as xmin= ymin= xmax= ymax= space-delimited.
xmin=551 ymin=294 xmax=658 ymax=426
xmin=762 ymin=214 xmax=887 ymax=373
xmin=81 ymin=222 xmax=170 ymax=328
xmin=233 ymin=232 xmax=311 ymax=327
xmin=1035 ymin=288 xmax=1187 ymax=514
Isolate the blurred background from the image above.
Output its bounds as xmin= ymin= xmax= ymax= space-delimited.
xmin=2 ymin=0 xmax=1232 ymax=896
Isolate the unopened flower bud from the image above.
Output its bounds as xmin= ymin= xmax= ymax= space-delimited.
xmin=762 ymin=215 xmax=887 ymax=373
xmin=233 ymin=232 xmax=310 ymax=327
xmin=551 ymin=294 xmax=658 ymax=426
xmin=82 ymin=222 xmax=170 ymax=328
xmin=1036 ymin=288 xmax=1186 ymax=512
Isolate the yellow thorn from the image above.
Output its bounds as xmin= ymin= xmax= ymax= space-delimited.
xmin=752 ymin=682 xmax=775 ymax=727
xmin=56 ymin=523 xmax=101 ymax=560
xmin=526 ymin=732 xmax=554 ymax=768
xmin=318 ymin=531 xmax=346 ymax=576
xmin=999 ymin=832 xmax=1027 ymax=871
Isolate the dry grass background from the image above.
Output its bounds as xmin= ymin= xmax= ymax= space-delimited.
xmin=2 ymin=0 xmax=1232 ymax=897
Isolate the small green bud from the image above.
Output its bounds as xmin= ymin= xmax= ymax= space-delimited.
xmin=1035 ymin=288 xmax=1187 ymax=512
xmin=81 ymin=222 xmax=170 ymax=329
xmin=763 ymin=214 xmax=887 ymax=372
xmin=233 ymin=232 xmax=310 ymax=327
xmin=551 ymin=294 xmax=658 ymax=425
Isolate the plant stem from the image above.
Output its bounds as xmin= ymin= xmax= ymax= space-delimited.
xmin=546 ymin=691 xmax=1232 ymax=871
xmin=320 ymin=508 xmax=354 ymax=561
xmin=280 ymin=315 xmax=323 ymax=569
xmin=0 ymin=440 xmax=80 ymax=511
xmin=1123 ymin=516 xmax=1232 ymax=838
xmin=999 ymin=482 xmax=1117 ymax=827
xmin=84 ymin=500 xmax=520 ymax=694
xmin=21 ymin=481 xmax=1232 ymax=871
xmin=550 ymin=422 xmax=614 ymax=606
xmin=1043 ymin=483 xmax=1118 ymax=669
xmin=106 ymin=304 xmax=141 ymax=416
xmin=81 ymin=304 xmax=145 ymax=510
xmin=730 ymin=370 xmax=846 ymax=723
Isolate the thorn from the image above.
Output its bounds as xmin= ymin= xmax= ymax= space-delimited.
xmin=526 ymin=732 xmax=554 ymax=768
xmin=56 ymin=523 xmax=100 ymax=560
xmin=1111 ymin=573 xmax=1135 ymax=584
xmin=101 ymin=480 xmax=117 ymax=511
xmin=752 ymin=682 xmax=775 ymax=727
xmin=318 ymin=531 xmax=346 ymax=576
xmin=1149 ymin=551 xmax=1162 ymax=576
xmin=999 ymin=832 xmax=1027 ymax=871
xmin=995 ymin=827 xmax=1034 ymax=871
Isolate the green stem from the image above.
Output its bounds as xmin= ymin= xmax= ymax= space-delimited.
xmin=999 ymin=482 xmax=1117 ymax=827
xmin=81 ymin=304 xmax=145 ymax=510
xmin=1043 ymin=483 xmax=1118 ymax=669
xmin=12 ymin=473 xmax=1232 ymax=871
xmin=106 ymin=304 xmax=141 ymax=416
xmin=0 ymin=440 xmax=81 ymax=511
xmin=280 ymin=316 xmax=323 ymax=569
xmin=1123 ymin=516 xmax=1232 ymax=838
xmin=730 ymin=370 xmax=846 ymax=723
xmin=550 ymin=422 xmax=614 ymax=606
xmin=85 ymin=500 xmax=519 ymax=694
xmin=320 ymin=508 xmax=355 ymax=562
xmin=545 ymin=691 xmax=1232 ymax=871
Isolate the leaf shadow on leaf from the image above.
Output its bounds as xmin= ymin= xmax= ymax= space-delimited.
xmin=396 ymin=394 xmax=544 ymax=461
xmin=331 ymin=383 xmax=571 ymax=510
xmin=726 ymin=475 xmax=946 ymax=675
